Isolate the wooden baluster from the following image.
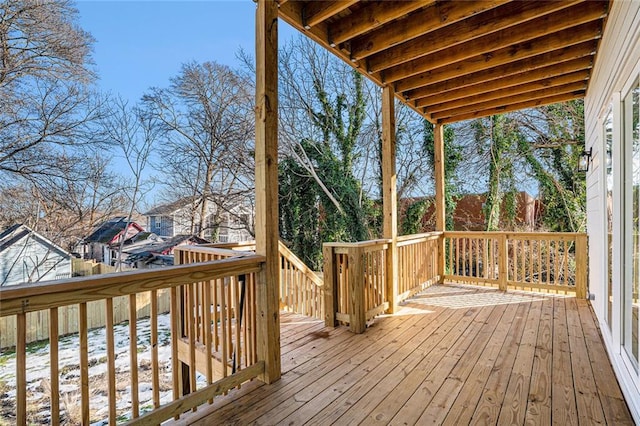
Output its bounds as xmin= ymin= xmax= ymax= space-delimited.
xmin=79 ymin=303 xmax=90 ymax=424
xmin=188 ymin=283 xmax=197 ymax=398
xmin=564 ymin=240 xmax=570 ymax=286
xmin=170 ymin=286 xmax=180 ymax=407
xmin=220 ymin=278 xmax=228 ymax=378
xmin=17 ymin=313 xmax=26 ymax=425
xmin=554 ymin=240 xmax=560 ymax=286
xmin=226 ymin=278 xmax=233 ymax=362
xmin=213 ymin=274 xmax=219 ymax=351
xmin=129 ymin=295 xmax=139 ymax=418
xmin=49 ymin=308 xmax=60 ymax=425
xmin=204 ymin=280 xmax=213 ymax=391
xmin=105 ymin=298 xmax=116 ymax=424
xmin=150 ymin=290 xmax=160 ymax=409
xmin=520 ymin=239 xmax=526 ymax=283
xmin=234 ymin=276 xmax=241 ymax=373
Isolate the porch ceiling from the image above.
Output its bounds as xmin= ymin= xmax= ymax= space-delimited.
xmin=277 ymin=0 xmax=610 ymax=124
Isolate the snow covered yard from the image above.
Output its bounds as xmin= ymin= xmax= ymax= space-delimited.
xmin=0 ymin=313 xmax=204 ymax=425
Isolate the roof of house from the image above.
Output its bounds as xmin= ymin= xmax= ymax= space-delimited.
xmin=144 ymin=197 xmax=199 ymax=216
xmin=0 ymin=224 xmax=72 ymax=259
xmin=84 ymin=217 xmax=145 ymax=244
xmin=124 ymin=234 xmax=209 ymax=264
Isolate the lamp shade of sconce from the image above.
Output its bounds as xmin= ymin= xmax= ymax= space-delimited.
xmin=578 ymin=147 xmax=593 ymax=172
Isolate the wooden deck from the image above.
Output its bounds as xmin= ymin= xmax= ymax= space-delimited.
xmin=173 ymin=284 xmax=633 ymax=425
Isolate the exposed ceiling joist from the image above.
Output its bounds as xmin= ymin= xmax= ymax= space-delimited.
xmin=438 ymin=92 xmax=585 ymax=124
xmin=278 ymin=0 xmax=609 ymax=124
xmin=302 ymin=0 xmax=358 ymax=29
xmin=382 ymin=6 xmax=604 ymax=85
xmin=329 ymin=1 xmax=434 ymax=47
xmin=431 ymin=81 xmax=588 ymax=121
xmin=423 ymin=70 xmax=591 ymax=114
xmin=365 ymin=0 xmax=585 ymax=73
xmin=406 ymin=42 xmax=596 ymax=101
xmin=413 ymin=59 xmax=593 ymax=107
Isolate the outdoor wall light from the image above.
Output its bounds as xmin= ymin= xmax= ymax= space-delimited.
xmin=578 ymin=147 xmax=593 ymax=172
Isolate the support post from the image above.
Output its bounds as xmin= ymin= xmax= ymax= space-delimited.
xmin=349 ymin=247 xmax=366 ymax=333
xmin=575 ymin=233 xmax=588 ymax=299
xmin=323 ymin=244 xmax=338 ymax=327
xmin=434 ymin=123 xmax=446 ymax=283
xmin=498 ymin=233 xmax=508 ymax=291
xmin=382 ymin=86 xmax=398 ymax=313
xmin=255 ymin=0 xmax=280 ymax=384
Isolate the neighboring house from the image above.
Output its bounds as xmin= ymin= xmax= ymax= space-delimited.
xmin=122 ymin=234 xmax=210 ymax=269
xmin=584 ymin=0 xmax=640 ymax=417
xmin=401 ymin=191 xmax=538 ymax=231
xmin=0 ymin=224 xmax=72 ymax=286
xmin=144 ymin=197 xmax=253 ymax=243
xmin=82 ymin=217 xmax=145 ymax=264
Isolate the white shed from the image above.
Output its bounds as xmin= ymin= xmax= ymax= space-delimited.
xmin=0 ymin=224 xmax=72 ymax=286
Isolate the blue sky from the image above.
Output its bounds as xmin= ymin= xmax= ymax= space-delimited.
xmin=77 ymin=1 xmax=296 ymax=103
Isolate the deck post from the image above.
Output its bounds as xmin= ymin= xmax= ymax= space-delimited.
xmin=382 ymin=86 xmax=398 ymax=313
xmin=323 ymin=244 xmax=338 ymax=326
xmin=575 ymin=233 xmax=588 ymax=299
xmin=255 ymin=0 xmax=281 ymax=384
xmin=498 ymin=233 xmax=508 ymax=291
xmin=434 ymin=123 xmax=446 ymax=283
xmin=349 ymin=247 xmax=366 ymax=333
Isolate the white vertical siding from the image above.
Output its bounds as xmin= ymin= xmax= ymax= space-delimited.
xmin=585 ymin=0 xmax=640 ymax=420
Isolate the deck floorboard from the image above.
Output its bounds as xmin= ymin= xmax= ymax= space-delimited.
xmin=173 ymin=284 xmax=634 ymax=426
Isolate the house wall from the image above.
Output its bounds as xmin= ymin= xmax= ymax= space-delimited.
xmin=584 ymin=0 xmax=640 ymax=421
xmin=0 ymin=237 xmax=71 ymax=286
xmin=148 ymin=215 xmax=175 ymax=237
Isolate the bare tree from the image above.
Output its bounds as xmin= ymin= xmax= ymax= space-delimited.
xmin=142 ymin=61 xmax=254 ymax=240
xmin=99 ymin=96 xmax=156 ymax=269
xmin=0 ymin=0 xmax=101 ymax=181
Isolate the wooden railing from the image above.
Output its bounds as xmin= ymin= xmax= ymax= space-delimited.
xmin=278 ymin=242 xmax=325 ymax=320
xmin=397 ymin=232 xmax=441 ymax=302
xmin=0 ymin=249 xmax=266 ymax=425
xmin=206 ymin=240 xmax=325 ymax=320
xmin=323 ymin=240 xmax=390 ymax=333
xmin=322 ymin=231 xmax=588 ymax=333
xmin=443 ymin=231 xmax=587 ymax=297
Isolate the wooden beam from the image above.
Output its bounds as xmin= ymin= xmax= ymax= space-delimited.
xmin=255 ymin=0 xmax=281 ymax=384
xmin=303 ymin=0 xmax=358 ymax=29
xmin=438 ymin=91 xmax=585 ymax=124
xmin=405 ymin=42 xmax=595 ymax=102
xmin=350 ymin=0 xmax=510 ymax=61
xmin=434 ymin=124 xmax=446 ymax=283
xmin=385 ymin=11 xmax=603 ymax=86
xmin=381 ymin=86 xmax=398 ymax=314
xmin=365 ymin=0 xmax=583 ymax=72
xmin=329 ymin=1 xmax=435 ymax=46
xmin=414 ymin=58 xmax=592 ymax=108
xmin=431 ymin=81 xmax=587 ymax=121
xmin=424 ymin=70 xmax=590 ymax=114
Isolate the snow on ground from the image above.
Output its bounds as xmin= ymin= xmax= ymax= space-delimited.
xmin=0 ymin=313 xmax=206 ymax=425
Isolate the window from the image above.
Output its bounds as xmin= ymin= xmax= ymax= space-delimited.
xmin=623 ymin=77 xmax=639 ymax=367
xmin=604 ymin=108 xmax=614 ymax=329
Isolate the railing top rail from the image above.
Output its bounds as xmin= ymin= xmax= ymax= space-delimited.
xmin=443 ymin=231 xmax=587 ymax=238
xmin=277 ymin=241 xmax=323 ymax=287
xmin=397 ymin=232 xmax=443 ymax=244
xmin=200 ymin=241 xmax=257 ymax=250
xmin=323 ymin=238 xmax=392 ymax=249
xmin=174 ymin=245 xmax=254 ymax=257
xmin=0 ymin=254 xmax=266 ymax=316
